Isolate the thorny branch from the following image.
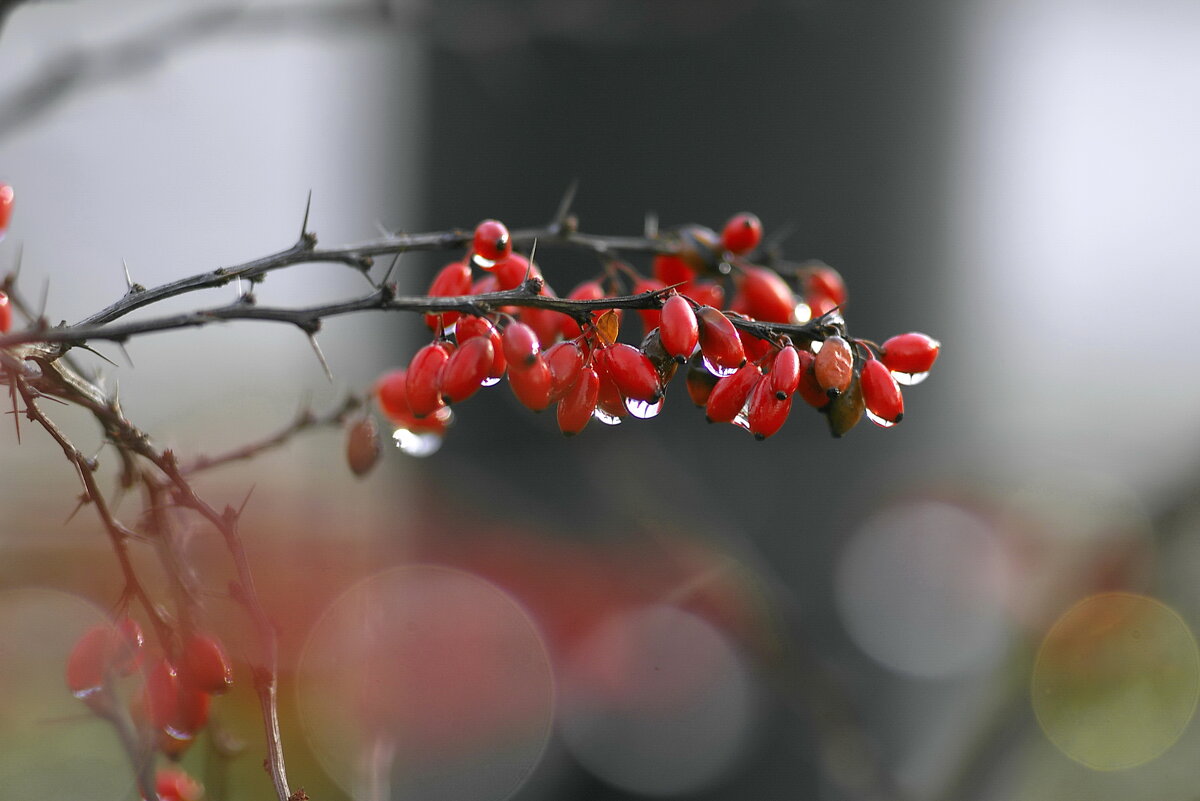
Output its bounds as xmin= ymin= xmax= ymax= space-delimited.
xmin=0 ymin=206 xmax=853 ymax=801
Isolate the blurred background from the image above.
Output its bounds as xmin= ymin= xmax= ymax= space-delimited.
xmin=2 ymin=0 xmax=1200 ymax=799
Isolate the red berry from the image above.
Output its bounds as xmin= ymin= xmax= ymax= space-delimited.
xmin=737 ymin=266 xmax=796 ymax=323
xmin=440 ymin=336 xmax=494 ymax=404
xmin=594 ymin=358 xmax=629 ymax=421
xmin=746 ymin=373 xmax=792 ymax=440
xmin=455 ymin=315 xmax=506 ymax=379
xmin=813 ymin=335 xmax=854 ymax=396
xmin=632 ymin=276 xmax=666 ymax=333
xmin=508 ymin=354 xmax=553 ymax=411
xmin=562 ymin=279 xmax=608 ymax=339
xmin=768 ymin=345 xmax=801 ymax=399
xmin=598 ymin=343 xmax=661 ymax=403
xmin=680 ymin=279 xmax=725 ymax=310
xmin=880 ymin=332 xmax=940 ymax=375
xmin=493 ymin=252 xmax=539 ymax=290
xmin=181 ymin=633 xmax=233 ymax=695
xmin=804 ymin=265 xmax=847 ymax=309
xmin=738 ymin=324 xmax=775 ymax=363
xmin=375 ymin=369 xmax=450 ymax=435
xmin=143 ymin=658 xmax=180 ymax=730
xmin=696 ymin=306 xmax=746 ymax=372
xmin=721 ymin=212 xmax=763 ymax=255
xmin=406 ymin=342 xmax=451 ymax=418
xmin=0 ymin=291 xmax=11 ymax=334
xmin=794 ymin=350 xmax=831 ymax=409
xmin=557 ymin=365 xmax=600 ymax=436
xmin=545 ymin=341 xmax=585 ymax=402
xmin=501 ymin=321 xmax=541 ymax=369
xmin=860 ymin=358 xmax=904 ymax=426
xmin=0 ymin=184 xmax=12 ymax=236
xmin=424 ymin=260 xmax=473 ymax=331
xmin=652 ymin=253 xmax=697 ymax=286
xmin=472 ymin=219 xmax=511 ymax=265
xmin=66 ymin=627 xmax=118 ymax=704
xmin=659 ymin=294 xmax=698 ymax=362
xmin=346 ymin=416 xmax=381 ymax=477
xmin=705 ymin=363 xmax=762 ymax=424
xmin=156 ymin=768 xmax=204 ymax=801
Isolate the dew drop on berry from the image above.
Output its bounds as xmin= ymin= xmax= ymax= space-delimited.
xmin=592 ymin=407 xmax=625 ymax=426
xmin=701 ymin=355 xmax=739 ymax=378
xmin=731 ymin=409 xmax=751 ymax=432
xmin=865 ymin=409 xmax=897 ymax=428
xmin=392 ymin=428 xmax=444 ymax=457
xmin=892 ymin=370 xmax=929 ymax=387
xmin=480 ymin=375 xmax=502 ymax=388
xmin=624 ymin=397 xmax=664 ymax=419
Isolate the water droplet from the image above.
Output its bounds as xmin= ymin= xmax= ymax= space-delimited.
xmin=702 ymin=356 xmax=738 ymax=378
xmin=625 ymin=397 xmax=663 ymax=419
xmin=472 ymin=253 xmax=498 ymax=270
xmin=72 ymin=685 xmax=103 ymax=702
xmin=593 ymin=407 xmax=624 ymax=426
xmin=481 ymin=376 xmax=501 ymax=388
xmin=810 ymin=340 xmax=823 ymax=354
xmin=731 ymin=410 xmax=751 ymax=432
xmin=893 ymin=371 xmax=929 ymax=386
xmin=865 ymin=409 xmax=897 ymax=428
xmin=392 ymin=428 xmax=444 ymax=457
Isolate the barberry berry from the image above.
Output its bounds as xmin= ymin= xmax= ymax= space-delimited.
xmin=472 ymin=219 xmax=511 ymax=265
xmin=721 ymin=212 xmax=763 ymax=255
xmin=557 ymin=365 xmax=600 ymax=436
xmin=813 ymin=335 xmax=854 ymax=396
xmin=879 ymin=332 xmax=940 ymax=377
xmin=696 ymin=306 xmax=747 ymax=373
xmin=659 ymin=294 xmax=698 ymax=362
xmin=860 ymin=357 xmax=904 ymax=427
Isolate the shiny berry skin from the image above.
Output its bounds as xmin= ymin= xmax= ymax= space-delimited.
xmin=144 ymin=658 xmax=181 ymax=730
xmin=0 ymin=291 xmax=11 ymax=333
xmin=652 ymin=253 xmax=696 ymax=286
xmin=455 ymin=316 xmax=506 ymax=379
xmin=738 ymin=324 xmax=774 ymax=363
xmin=659 ymin=294 xmax=698 ymax=362
xmin=705 ymin=363 xmax=762 ymax=424
xmin=472 ymin=219 xmax=511 ymax=264
xmin=440 ymin=336 xmax=494 ymax=404
xmin=508 ymin=355 xmax=553 ymax=411
xmin=67 ymin=626 xmax=119 ymax=706
xmin=696 ymin=306 xmax=747 ymax=372
xmin=768 ymin=345 xmax=801 ymax=399
xmin=880 ymin=332 xmax=940 ymax=375
xmin=545 ymin=341 xmax=585 ymax=402
xmin=156 ymin=768 xmax=204 ymax=801
xmin=424 ymin=260 xmax=473 ymax=331
xmin=813 ymin=335 xmax=854 ymax=396
xmin=738 ymin=266 xmax=796 ymax=324
xmin=804 ymin=264 xmax=847 ymax=309
xmin=557 ymin=365 xmax=600 ymax=436
xmin=501 ymin=321 xmax=541 ymax=369
xmin=721 ymin=212 xmax=763 ymax=255
xmin=374 ymin=369 xmax=450 ymax=434
xmin=562 ymin=279 xmax=608 ymax=339
xmin=346 ymin=416 xmax=381 ymax=477
xmin=860 ymin=358 xmax=904 ymax=426
xmin=181 ymin=633 xmax=233 ymax=694
xmin=594 ymin=358 xmax=629 ymax=421
xmin=794 ymin=350 xmax=831 ymax=409
xmin=406 ymin=342 xmax=451 ymax=418
xmin=0 ymin=184 xmax=12 ymax=236
xmin=746 ymin=374 xmax=792 ymax=440
xmin=599 ymin=343 xmax=661 ymax=403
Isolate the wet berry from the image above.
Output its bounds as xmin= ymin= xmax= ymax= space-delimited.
xmin=501 ymin=321 xmax=541 ymax=369
xmin=860 ymin=358 xmax=904 ymax=426
xmin=746 ymin=374 xmax=792 ymax=440
xmin=508 ymin=355 xmax=553 ymax=411
xmin=705 ymin=363 xmax=762 ymax=424
xmin=557 ymin=365 xmax=600 ymax=436
xmin=721 ymin=212 xmax=763 ymax=255
xmin=768 ymin=345 xmax=801 ymax=399
xmin=696 ymin=306 xmax=746 ymax=372
xmin=440 ymin=335 xmax=494 ymax=404
xmin=406 ymin=342 xmax=451 ymax=418
xmin=599 ymin=343 xmax=661 ymax=403
xmin=472 ymin=219 xmax=511 ymax=265
xmin=659 ymin=294 xmax=698 ymax=362
xmin=880 ymin=332 xmax=940 ymax=375
xmin=813 ymin=335 xmax=854 ymax=396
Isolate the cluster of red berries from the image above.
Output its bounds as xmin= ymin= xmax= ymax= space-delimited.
xmin=354 ymin=215 xmax=940 ymax=462
xmin=66 ymin=617 xmax=234 ymax=760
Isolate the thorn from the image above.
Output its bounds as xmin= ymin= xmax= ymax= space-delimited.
xmin=553 ymin=179 xmax=579 ymax=227
xmin=236 ymin=484 xmax=257 ymax=519
xmin=122 ymin=259 xmax=134 ymax=292
xmin=307 ymin=334 xmax=333 ymax=382
xmin=300 ymin=190 xmax=313 ymax=241
xmin=381 ymin=252 xmax=401 ymax=285
xmin=11 ymin=242 xmax=24 ymax=283
xmin=37 ymin=277 xmax=49 ymax=320
xmin=117 ymin=342 xmax=134 ymax=368
xmin=644 ymin=212 xmax=659 ymax=239
xmin=8 ymin=379 xmax=20 ymax=444
xmin=63 ymin=495 xmax=88 ymax=525
xmin=373 ymin=220 xmax=392 ymax=238
xmin=76 ymin=343 xmax=119 ymax=367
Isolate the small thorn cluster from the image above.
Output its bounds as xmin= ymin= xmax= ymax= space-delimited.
xmin=66 ymin=617 xmax=234 ymax=760
xmin=347 ymin=214 xmax=941 ymax=468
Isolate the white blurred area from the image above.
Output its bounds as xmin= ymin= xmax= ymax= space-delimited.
xmin=0 ymin=0 xmax=426 ymax=534
xmin=950 ymin=0 xmax=1200 ymax=491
